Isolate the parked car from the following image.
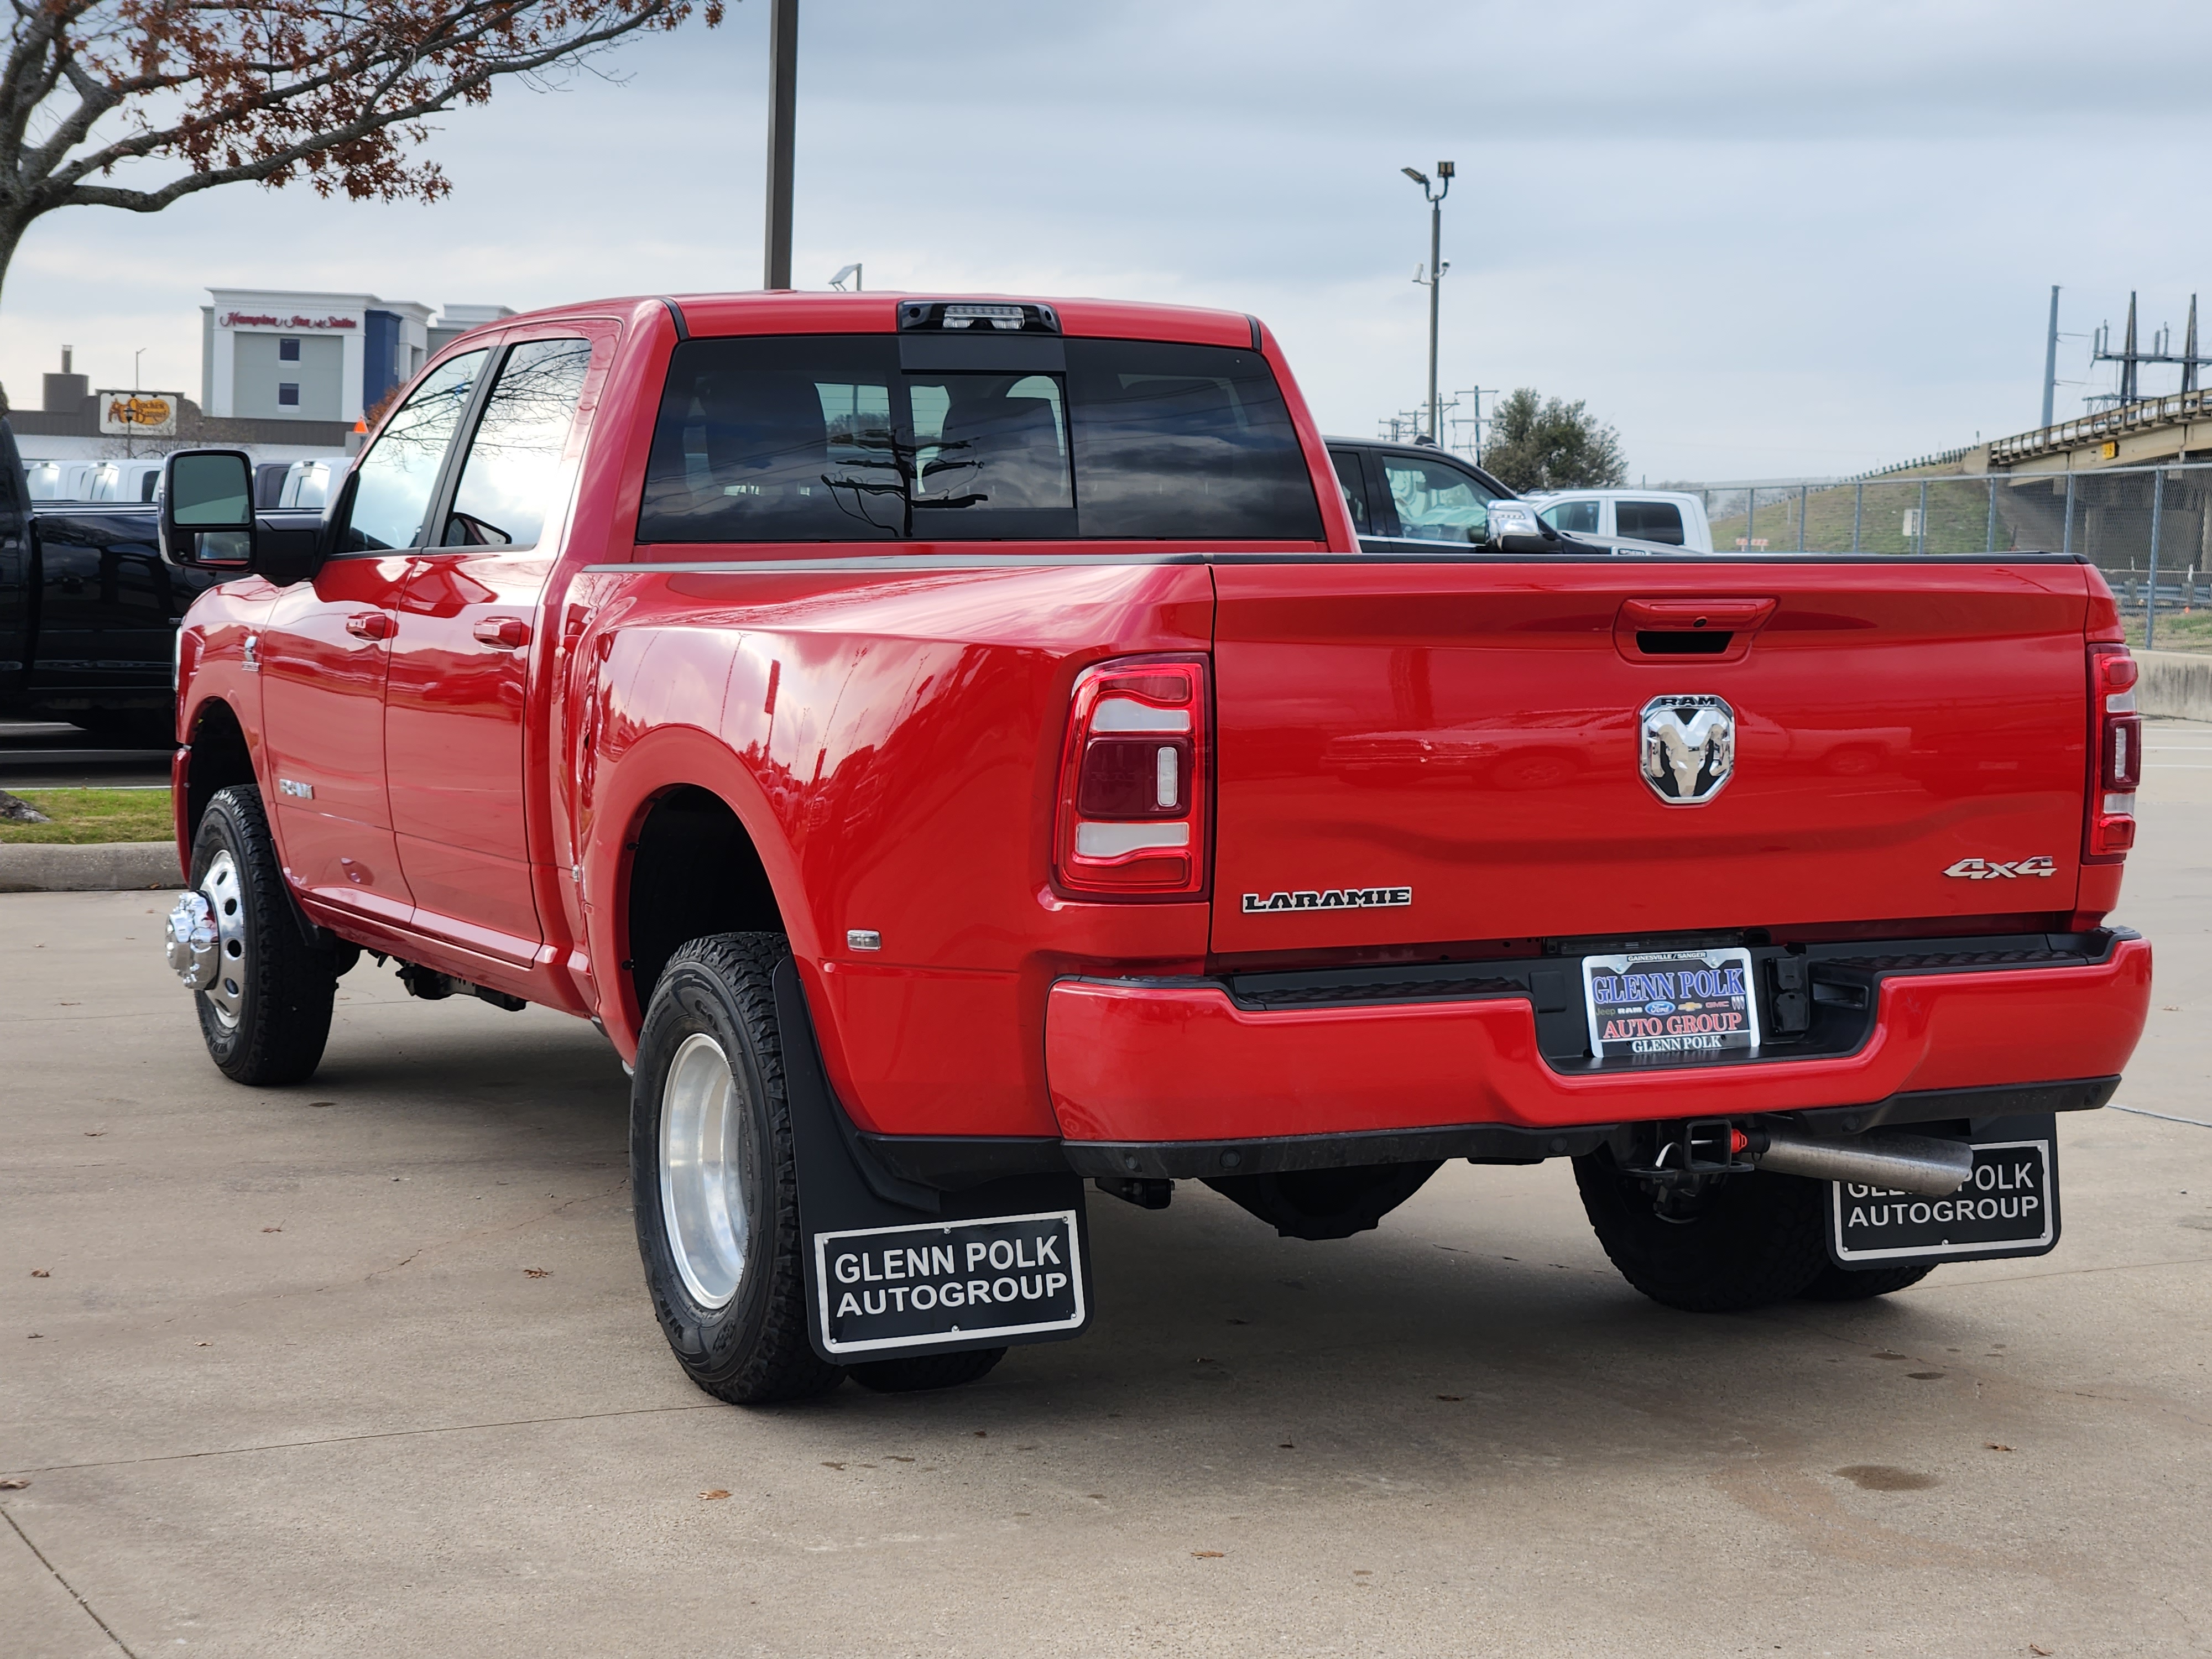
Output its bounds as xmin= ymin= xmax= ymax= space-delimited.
xmin=156 ymin=291 xmax=2148 ymax=1407
xmin=1327 ymin=441 xmax=1687 ymax=556
xmin=23 ymin=456 xmax=165 ymax=504
xmin=0 ymin=422 xmax=216 ymax=735
xmin=1525 ymin=488 xmax=1715 ymax=552
xmin=252 ymin=456 xmax=351 ymax=512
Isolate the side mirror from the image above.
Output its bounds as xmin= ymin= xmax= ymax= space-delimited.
xmin=1484 ymin=500 xmax=1561 ymax=556
xmin=159 ymin=450 xmax=254 ymax=569
xmin=158 ymin=448 xmax=324 ymax=585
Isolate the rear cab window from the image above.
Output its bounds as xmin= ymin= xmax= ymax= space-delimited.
xmin=637 ymin=335 xmax=1322 ymax=543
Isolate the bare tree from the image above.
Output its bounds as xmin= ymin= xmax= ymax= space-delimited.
xmin=0 ymin=0 xmax=726 ymax=305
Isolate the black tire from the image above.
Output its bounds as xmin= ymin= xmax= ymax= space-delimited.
xmin=630 ymin=932 xmax=847 ymax=1406
xmin=1573 ymin=1152 xmax=1829 ymax=1312
xmin=189 ymin=786 xmax=336 ymax=1086
xmin=847 ymin=1348 xmax=1007 ymax=1394
xmin=1798 ymin=1261 xmax=1936 ymax=1302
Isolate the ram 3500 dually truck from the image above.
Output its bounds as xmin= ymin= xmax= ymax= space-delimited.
xmin=155 ymin=293 xmax=2151 ymax=1404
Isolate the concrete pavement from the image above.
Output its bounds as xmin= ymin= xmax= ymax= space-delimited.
xmin=3 ymin=732 xmax=2208 ymax=1657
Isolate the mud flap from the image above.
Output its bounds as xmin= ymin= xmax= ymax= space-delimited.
xmin=773 ymin=959 xmax=1092 ymax=1365
xmin=1825 ymin=1112 xmax=2060 ymax=1269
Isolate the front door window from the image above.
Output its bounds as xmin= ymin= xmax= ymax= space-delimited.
xmin=345 ymin=349 xmax=488 ymax=552
xmin=1380 ymin=456 xmax=1496 ymax=544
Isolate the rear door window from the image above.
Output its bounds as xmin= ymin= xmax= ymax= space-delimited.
xmin=441 ymin=337 xmax=594 ymax=547
xmin=1328 ymin=448 xmax=1372 ymax=533
xmin=1538 ymin=498 xmax=1600 ymax=534
xmin=1377 ymin=455 xmax=1496 ymax=544
xmin=637 ymin=335 xmax=1321 ymax=542
xmin=1614 ymin=499 xmax=1685 ymax=545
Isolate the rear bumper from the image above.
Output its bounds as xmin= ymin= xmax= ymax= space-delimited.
xmin=1042 ymin=932 xmax=2151 ymax=1154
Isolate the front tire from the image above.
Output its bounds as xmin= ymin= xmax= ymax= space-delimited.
xmin=631 ymin=933 xmax=846 ymax=1405
xmin=1573 ymin=1152 xmax=1829 ymax=1312
xmin=188 ymin=786 xmax=337 ymax=1086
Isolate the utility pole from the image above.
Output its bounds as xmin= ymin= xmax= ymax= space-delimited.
xmin=1453 ymin=385 xmax=1494 ymax=464
xmin=2121 ymin=293 xmax=2138 ymax=404
xmin=1402 ymin=161 xmax=1454 ymax=444
xmin=763 ymin=0 xmax=798 ymax=291
xmin=2041 ymin=285 xmax=2059 ymax=430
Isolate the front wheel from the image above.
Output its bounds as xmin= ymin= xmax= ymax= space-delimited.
xmin=1573 ymin=1151 xmax=1829 ymax=1312
xmin=630 ymin=933 xmax=846 ymax=1405
xmin=180 ymin=786 xmax=337 ymax=1086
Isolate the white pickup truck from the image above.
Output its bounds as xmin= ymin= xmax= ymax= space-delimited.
xmin=1527 ymin=488 xmax=1714 ymax=553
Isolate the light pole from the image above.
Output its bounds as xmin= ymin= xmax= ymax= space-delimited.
xmin=829 ymin=264 xmax=862 ymax=291
xmin=1403 ymin=161 xmax=1454 ymax=444
xmin=763 ymin=0 xmax=798 ymax=290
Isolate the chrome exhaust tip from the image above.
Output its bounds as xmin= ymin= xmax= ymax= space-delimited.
xmin=1747 ymin=1125 xmax=1973 ymax=1198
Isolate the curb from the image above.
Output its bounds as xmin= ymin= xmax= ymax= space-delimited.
xmin=2139 ymin=650 xmax=2212 ymax=723
xmin=0 ymin=841 xmax=180 ymax=894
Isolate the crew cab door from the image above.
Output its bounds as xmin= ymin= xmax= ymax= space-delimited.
xmin=262 ymin=347 xmax=491 ymax=922
xmin=384 ymin=331 xmax=602 ymax=962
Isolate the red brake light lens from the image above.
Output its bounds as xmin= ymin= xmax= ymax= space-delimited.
xmin=2086 ymin=644 xmax=2137 ymax=862
xmin=1055 ymin=655 xmax=1209 ymax=898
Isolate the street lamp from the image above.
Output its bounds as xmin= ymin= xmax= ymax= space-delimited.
xmin=1403 ymin=161 xmax=1454 ymax=444
xmin=829 ymin=264 xmax=862 ymax=291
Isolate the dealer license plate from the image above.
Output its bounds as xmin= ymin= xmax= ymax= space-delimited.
xmin=1583 ymin=946 xmax=1760 ymax=1062
xmin=811 ymin=1209 xmax=1085 ymax=1358
xmin=1829 ymin=1135 xmax=2057 ymax=1265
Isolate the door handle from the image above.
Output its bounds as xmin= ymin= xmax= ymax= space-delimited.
xmin=345 ymin=612 xmax=392 ymax=640
xmin=473 ymin=617 xmax=530 ymax=649
xmin=1620 ymin=597 xmax=1776 ymax=632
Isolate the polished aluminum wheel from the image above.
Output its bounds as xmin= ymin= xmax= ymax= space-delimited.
xmin=659 ymin=1032 xmax=753 ymax=1310
xmin=197 ymin=851 xmax=249 ymax=1029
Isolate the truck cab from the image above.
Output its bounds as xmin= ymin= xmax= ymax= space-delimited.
xmin=1526 ymin=488 xmax=1715 ymax=552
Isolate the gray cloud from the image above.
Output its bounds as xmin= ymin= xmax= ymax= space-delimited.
xmin=6 ymin=0 xmax=2209 ymax=477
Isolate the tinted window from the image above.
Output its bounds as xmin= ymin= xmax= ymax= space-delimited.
xmin=1539 ymin=498 xmax=1600 ymax=534
xmin=442 ymin=338 xmax=594 ymax=547
xmin=1380 ymin=456 xmax=1495 ymax=543
xmin=345 ymin=349 xmax=487 ymax=552
xmin=1063 ymin=340 xmax=1319 ymax=538
xmin=1615 ymin=499 xmax=1684 ymax=545
xmin=1329 ymin=450 xmax=1371 ymax=531
xmin=637 ymin=335 xmax=1319 ymax=542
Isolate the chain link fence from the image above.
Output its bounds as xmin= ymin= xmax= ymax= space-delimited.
xmin=1683 ymin=461 xmax=2212 ymax=651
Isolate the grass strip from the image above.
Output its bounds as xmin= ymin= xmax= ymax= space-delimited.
xmin=0 ymin=787 xmax=174 ymax=845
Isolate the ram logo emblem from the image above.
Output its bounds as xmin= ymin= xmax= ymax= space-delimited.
xmin=1640 ymin=695 xmax=1735 ymax=805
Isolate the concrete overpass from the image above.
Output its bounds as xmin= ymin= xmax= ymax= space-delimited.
xmin=1982 ymin=386 xmax=2212 ymax=472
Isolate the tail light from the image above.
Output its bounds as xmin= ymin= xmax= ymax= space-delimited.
xmin=2086 ymin=645 xmax=2139 ymax=861
xmin=1053 ymin=655 xmax=1209 ymax=899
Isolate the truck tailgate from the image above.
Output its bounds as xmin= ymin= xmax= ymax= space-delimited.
xmin=1209 ymin=559 xmax=2095 ymax=954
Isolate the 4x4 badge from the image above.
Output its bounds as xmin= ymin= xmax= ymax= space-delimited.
xmin=1943 ymin=856 xmax=2057 ymax=880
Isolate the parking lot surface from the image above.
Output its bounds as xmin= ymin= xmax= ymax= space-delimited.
xmin=4 ymin=728 xmax=2209 ymax=1658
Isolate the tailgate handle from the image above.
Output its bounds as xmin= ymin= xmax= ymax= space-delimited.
xmin=1621 ymin=597 xmax=1776 ymax=632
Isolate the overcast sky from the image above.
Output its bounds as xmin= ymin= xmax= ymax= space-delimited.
xmin=7 ymin=0 xmax=2211 ymax=479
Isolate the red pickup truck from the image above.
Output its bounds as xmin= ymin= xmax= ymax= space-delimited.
xmin=156 ymin=292 xmax=2151 ymax=1404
